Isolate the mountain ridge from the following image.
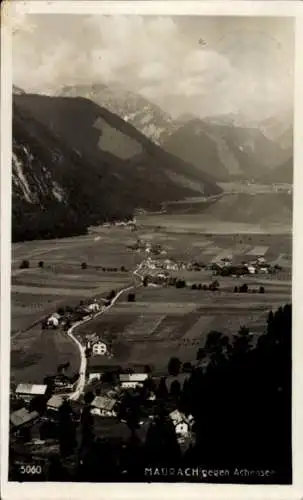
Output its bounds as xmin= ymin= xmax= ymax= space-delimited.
xmin=12 ymin=91 xmax=221 ymax=241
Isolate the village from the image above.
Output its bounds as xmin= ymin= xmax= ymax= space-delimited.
xmin=10 ymin=353 xmax=197 ymax=477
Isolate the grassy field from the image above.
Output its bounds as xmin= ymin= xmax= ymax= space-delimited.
xmin=77 ymin=271 xmax=291 ymax=374
xmin=10 ymin=325 xmax=80 ymax=385
xmin=10 ymin=228 xmax=142 ymax=384
xmin=10 ymin=220 xmax=292 ymax=383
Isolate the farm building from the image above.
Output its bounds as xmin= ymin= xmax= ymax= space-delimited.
xmin=46 ymin=312 xmax=61 ymax=328
xmin=164 ymin=259 xmax=178 ymax=271
xmin=119 ymin=373 xmax=148 ymax=389
xmin=259 ymin=266 xmax=269 ymax=274
xmin=92 ymin=341 xmax=108 ymax=356
xmin=15 ymin=384 xmax=47 ymax=402
xmin=169 ymin=410 xmax=194 ymax=438
xmin=247 ymin=265 xmax=257 ymax=274
xmin=10 ymin=407 xmax=39 ymax=430
xmin=87 ymin=373 xmax=103 ymax=383
xmin=46 ymin=395 xmax=64 ymax=412
xmin=91 ymin=396 xmax=117 ymax=417
xmin=50 ymin=375 xmax=76 ymax=394
xmin=84 ymin=301 xmax=100 ymax=314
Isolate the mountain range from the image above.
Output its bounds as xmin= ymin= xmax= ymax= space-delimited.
xmin=161 ymin=118 xmax=293 ymax=182
xmin=58 ymin=83 xmax=173 ymax=146
xmin=12 ymin=90 xmax=221 ymax=242
xmin=58 ymin=83 xmax=293 ymax=184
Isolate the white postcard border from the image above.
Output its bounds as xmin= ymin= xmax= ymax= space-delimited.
xmin=1 ymin=2 xmax=303 ymax=499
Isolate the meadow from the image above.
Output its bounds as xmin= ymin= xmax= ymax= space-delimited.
xmin=79 ymin=273 xmax=291 ymax=375
xmin=10 ymin=220 xmax=292 ymax=383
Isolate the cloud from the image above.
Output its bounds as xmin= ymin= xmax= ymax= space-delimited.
xmin=12 ymin=14 xmax=294 ymax=123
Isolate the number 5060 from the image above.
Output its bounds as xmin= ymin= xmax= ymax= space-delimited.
xmin=20 ymin=464 xmax=42 ymax=475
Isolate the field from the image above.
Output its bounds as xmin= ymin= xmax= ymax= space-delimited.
xmin=10 ymin=228 xmax=142 ymax=383
xmin=10 ymin=325 xmax=81 ymax=385
xmin=10 ymin=218 xmax=292 ymax=383
xmin=78 ymin=271 xmax=291 ymax=374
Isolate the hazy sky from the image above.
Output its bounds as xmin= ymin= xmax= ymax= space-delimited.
xmin=12 ymin=14 xmax=294 ymax=123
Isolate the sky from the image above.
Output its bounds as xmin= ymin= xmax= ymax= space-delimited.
xmin=12 ymin=13 xmax=294 ymax=124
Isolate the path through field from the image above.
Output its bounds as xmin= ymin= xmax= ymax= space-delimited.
xmin=68 ymin=260 xmax=145 ymax=400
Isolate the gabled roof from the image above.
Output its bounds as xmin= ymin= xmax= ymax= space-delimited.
xmin=169 ymin=409 xmax=185 ymax=425
xmin=47 ymin=395 xmax=64 ymax=409
xmin=10 ymin=407 xmax=39 ymax=427
xmin=119 ymin=373 xmax=148 ymax=383
xmin=16 ymin=384 xmax=47 ymax=395
xmin=92 ymin=396 xmax=116 ymax=411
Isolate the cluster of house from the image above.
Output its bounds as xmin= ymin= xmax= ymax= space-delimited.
xmin=43 ymin=300 xmax=102 ymax=329
xmin=143 ymin=257 xmax=178 ymax=274
xmin=211 ymin=256 xmax=278 ymax=277
xmin=102 ymin=218 xmax=137 ymax=229
xmin=10 ymin=368 xmax=196 ymax=455
xmin=128 ymin=239 xmax=167 ymax=257
xmin=10 ymin=373 xmax=152 ymax=433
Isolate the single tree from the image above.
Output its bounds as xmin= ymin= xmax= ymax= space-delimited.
xmin=196 ymin=347 xmax=206 ymax=362
xmin=81 ymin=262 xmax=87 ymax=270
xmin=128 ymin=292 xmax=136 ymax=302
xmin=58 ymin=400 xmax=76 ymax=457
xmin=19 ymin=259 xmax=30 ymax=269
xmin=38 ymin=260 xmax=44 ymax=268
xmin=232 ymin=325 xmax=252 ymax=359
xmin=168 ymin=357 xmax=181 ymax=377
xmin=29 ymin=395 xmax=47 ymax=415
xmin=80 ymin=404 xmax=95 ymax=454
xmin=107 ymin=290 xmax=116 ymax=301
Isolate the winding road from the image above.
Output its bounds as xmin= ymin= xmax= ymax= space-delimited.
xmin=68 ymin=260 xmax=146 ymax=400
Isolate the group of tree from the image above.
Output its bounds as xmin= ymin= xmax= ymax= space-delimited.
xmin=19 ymin=259 xmax=45 ymax=269
xmin=12 ymin=201 xmax=90 ymax=243
xmin=175 ymin=279 xmax=186 ymax=289
xmin=106 ymin=290 xmax=116 ymax=302
xmin=191 ymin=280 xmax=220 ymax=291
xmin=234 ymin=284 xmax=265 ymax=293
xmin=93 ymin=266 xmax=128 ymax=273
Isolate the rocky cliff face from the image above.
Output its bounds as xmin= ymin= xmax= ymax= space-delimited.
xmin=58 ymin=83 xmax=174 ymax=145
xmin=12 ymin=91 xmax=221 ymax=242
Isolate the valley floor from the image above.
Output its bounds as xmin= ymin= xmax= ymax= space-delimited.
xmin=10 ymin=210 xmax=292 ymax=384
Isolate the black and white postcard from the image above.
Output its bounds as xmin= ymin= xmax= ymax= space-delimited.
xmin=1 ymin=1 xmax=303 ymax=499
